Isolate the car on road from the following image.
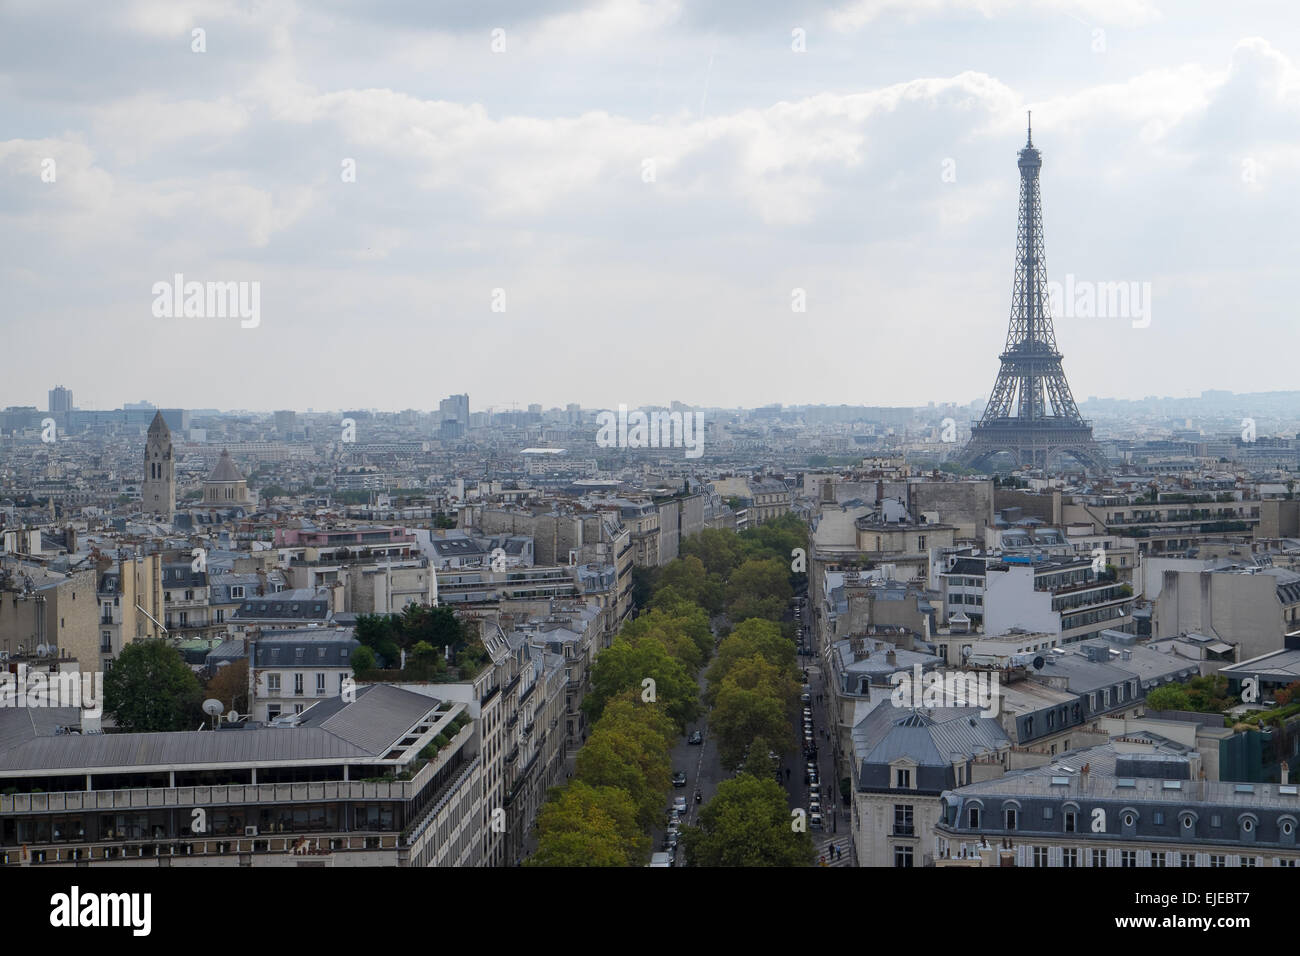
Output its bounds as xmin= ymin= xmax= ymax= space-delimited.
xmin=809 ymin=783 xmax=820 ymax=798
xmin=809 ymin=799 xmax=822 ymax=815
xmin=663 ymin=829 xmax=679 ymax=850
xmin=809 ymin=813 xmax=824 ymax=831
xmin=673 ymin=796 xmax=688 ymax=813
xmin=672 ymin=771 xmax=688 ymax=788
xmin=688 ymin=731 xmax=703 ymax=745
xmin=649 ymin=851 xmax=674 ymax=867
xmin=800 ymin=692 xmax=811 ymax=704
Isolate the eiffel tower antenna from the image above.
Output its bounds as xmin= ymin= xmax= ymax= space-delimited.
xmin=956 ymin=122 xmax=1108 ymax=474
xmin=1026 ymin=110 xmax=1032 ymax=147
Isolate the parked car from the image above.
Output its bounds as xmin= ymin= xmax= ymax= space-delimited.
xmin=663 ymin=830 xmax=679 ymax=850
xmin=673 ymin=796 xmax=688 ymax=813
xmin=810 ymin=813 xmax=824 ymax=831
xmin=801 ymin=692 xmax=811 ymax=704
xmin=688 ymin=731 xmax=703 ymax=745
xmin=672 ymin=771 xmax=688 ymax=788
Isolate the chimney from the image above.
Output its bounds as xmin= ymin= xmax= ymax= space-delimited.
xmin=1080 ymin=763 xmax=1090 ymax=789
xmin=1283 ymin=761 xmax=1290 ymax=786
xmin=886 ymin=649 xmax=897 ymax=666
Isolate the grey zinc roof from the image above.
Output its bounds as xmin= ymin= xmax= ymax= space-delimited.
xmin=0 ymin=707 xmax=84 ymax=755
xmin=0 ymin=686 xmax=445 ymax=776
xmin=852 ymin=706 xmax=1009 ymax=770
xmin=316 ymin=684 xmax=441 ymax=755
xmin=0 ymin=726 xmax=374 ymax=774
xmin=1031 ymin=653 xmax=1134 ymax=694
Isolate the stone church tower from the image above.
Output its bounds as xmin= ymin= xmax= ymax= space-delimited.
xmin=142 ymin=410 xmax=175 ymax=518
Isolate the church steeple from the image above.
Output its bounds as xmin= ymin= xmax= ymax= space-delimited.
xmin=142 ymin=411 xmax=175 ymax=519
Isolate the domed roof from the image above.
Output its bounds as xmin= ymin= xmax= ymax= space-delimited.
xmin=207 ymin=449 xmax=245 ymax=482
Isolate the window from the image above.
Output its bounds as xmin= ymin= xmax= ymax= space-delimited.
xmin=231 ymin=586 xmax=245 ymax=599
xmin=1210 ymin=814 xmax=1221 ymax=828
xmin=1043 ymin=807 xmax=1053 ymax=820
xmin=1209 ymin=855 xmax=1226 ymax=868
xmin=1004 ymin=808 xmax=1018 ymax=830
xmin=101 ymin=632 xmax=112 ymax=652
xmin=967 ymin=807 xmax=980 ymax=828
xmin=894 ymin=846 xmax=913 ymax=868
xmin=316 ymin=673 xmax=326 ymax=694
xmin=1180 ymin=853 xmax=1195 ymax=867
xmin=1033 ymin=846 xmax=1048 ymax=867
xmin=1064 ymin=811 xmax=1077 ymax=833
xmin=1062 ymin=848 xmax=1078 ymax=867
xmin=267 ymin=705 xmax=281 ymax=719
xmin=895 ymin=769 xmax=911 ymax=789
xmin=1153 ymin=811 xmax=1164 ymax=825
xmin=268 ymin=674 xmax=281 ymax=694
xmin=1091 ymin=849 xmax=1107 ymax=867
xmin=1152 ymin=852 xmax=1167 ymax=868
xmin=1240 ymin=857 xmax=1257 ymax=867
xmin=1121 ymin=850 xmax=1137 ymax=867
xmin=894 ymin=805 xmax=914 ymax=836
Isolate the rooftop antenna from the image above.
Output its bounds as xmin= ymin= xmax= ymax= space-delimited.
xmin=1026 ymin=110 xmax=1032 ymax=147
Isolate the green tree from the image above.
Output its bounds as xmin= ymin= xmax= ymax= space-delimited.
xmin=584 ymin=637 xmax=700 ymax=730
xmin=705 ymin=618 xmax=792 ymax=704
xmin=103 ymin=641 xmax=205 ymax=732
xmin=726 ymin=557 xmax=792 ymax=622
xmin=711 ymin=657 xmax=797 ymax=769
xmin=575 ymin=723 xmax=673 ymax=831
xmin=682 ymin=774 xmax=814 ymax=867
xmin=682 ymin=528 xmax=744 ymax=578
xmin=351 ymin=645 xmax=376 ymax=675
xmin=1145 ymin=684 xmax=1192 ymax=711
xmin=528 ymin=781 xmax=648 ymax=867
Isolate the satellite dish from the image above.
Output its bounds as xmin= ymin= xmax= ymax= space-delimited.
xmin=227 ymin=709 xmax=239 ymax=723
xmin=35 ymin=644 xmax=49 ymax=658
xmin=202 ymin=698 xmax=224 ymax=716
xmin=1033 ymin=656 xmax=1045 ymax=670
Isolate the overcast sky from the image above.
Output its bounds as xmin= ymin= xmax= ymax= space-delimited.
xmin=2 ymin=0 xmax=1297 ymax=414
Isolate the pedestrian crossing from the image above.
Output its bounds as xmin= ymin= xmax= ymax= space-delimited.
xmin=814 ymin=833 xmax=852 ymax=867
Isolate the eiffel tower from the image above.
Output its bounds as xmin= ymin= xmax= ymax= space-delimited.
xmin=957 ymin=116 xmax=1109 ymax=474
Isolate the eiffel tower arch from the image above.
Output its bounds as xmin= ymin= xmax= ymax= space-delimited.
xmin=957 ymin=116 xmax=1109 ymax=475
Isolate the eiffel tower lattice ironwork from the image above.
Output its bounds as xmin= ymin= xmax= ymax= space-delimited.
xmin=957 ymin=116 xmax=1109 ymax=474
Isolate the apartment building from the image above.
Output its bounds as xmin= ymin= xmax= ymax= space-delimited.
xmin=1063 ymin=493 xmax=1260 ymax=558
xmin=1156 ymin=565 xmax=1300 ymax=662
xmin=0 ymin=685 xmax=483 ymax=868
xmin=935 ymin=742 xmax=1300 ymax=867
xmin=850 ymin=705 xmax=1011 ymax=868
xmin=0 ymin=562 xmax=98 ymax=668
xmin=983 ymin=556 xmax=1135 ymax=644
xmin=244 ymin=629 xmax=360 ymax=721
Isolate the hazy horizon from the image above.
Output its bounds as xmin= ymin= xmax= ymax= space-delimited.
xmin=4 ymin=0 xmax=1299 ymax=410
